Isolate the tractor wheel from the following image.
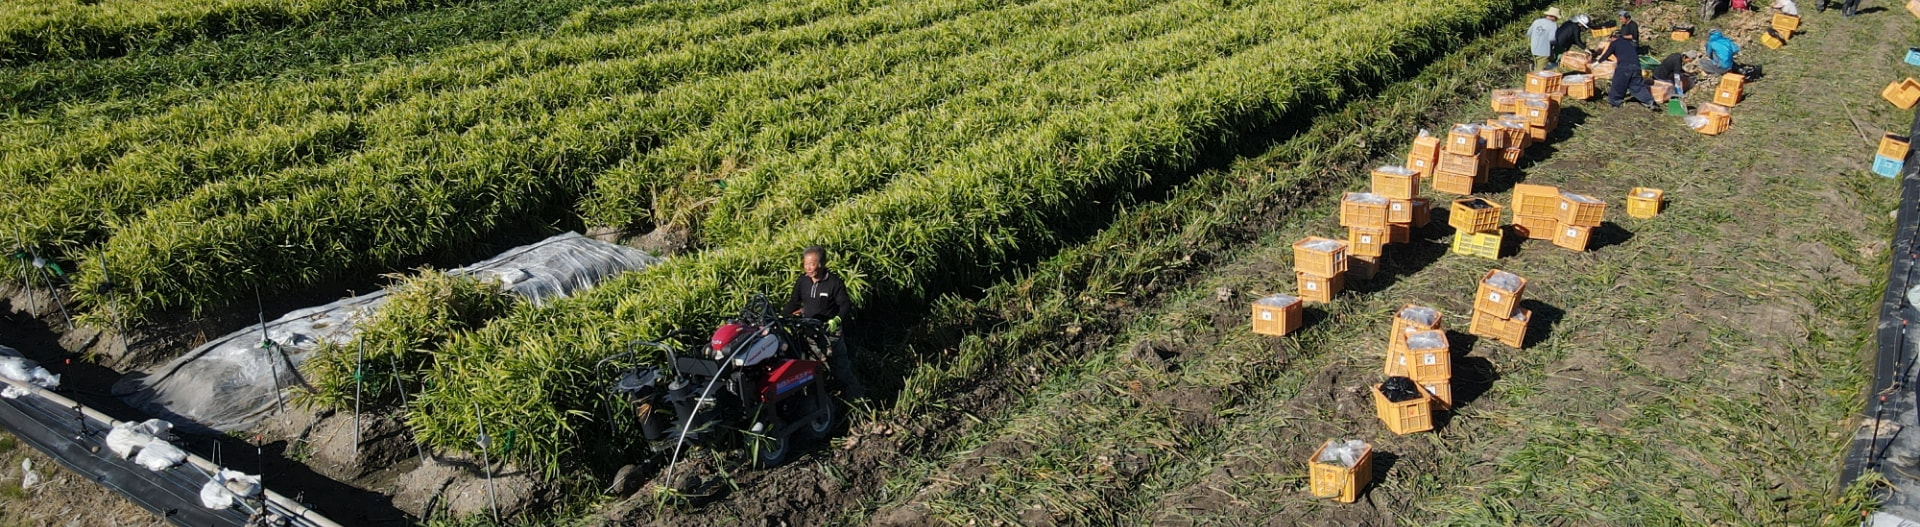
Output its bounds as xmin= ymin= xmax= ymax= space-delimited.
xmin=803 ymin=385 xmax=834 ymax=441
xmin=752 ymin=426 xmax=791 ymax=468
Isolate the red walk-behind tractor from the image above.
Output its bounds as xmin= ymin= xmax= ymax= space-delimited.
xmin=598 ymin=294 xmax=838 ymax=492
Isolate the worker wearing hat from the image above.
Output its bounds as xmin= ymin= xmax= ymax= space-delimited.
xmin=1528 ymin=7 xmax=1562 ymax=71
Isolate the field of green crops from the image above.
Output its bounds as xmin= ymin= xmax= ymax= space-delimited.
xmin=4 ymin=0 xmax=1532 ymax=499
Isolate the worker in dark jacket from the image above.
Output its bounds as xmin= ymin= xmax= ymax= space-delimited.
xmin=1615 ymin=11 xmax=1640 ymax=43
xmin=1552 ymin=14 xmax=1589 ymax=59
xmin=1651 ymin=51 xmax=1698 ymax=96
xmin=1593 ymin=35 xmax=1658 ymax=110
xmin=784 ymin=246 xmax=866 ymax=399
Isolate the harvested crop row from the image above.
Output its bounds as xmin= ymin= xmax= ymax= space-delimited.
xmin=407 ymin=0 xmax=1514 ymax=477
xmin=0 ymin=0 xmax=932 ymax=198
xmin=54 ymin=0 xmax=1090 ymax=313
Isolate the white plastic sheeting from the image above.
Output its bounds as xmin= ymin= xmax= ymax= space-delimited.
xmin=115 ymin=232 xmax=660 ymax=433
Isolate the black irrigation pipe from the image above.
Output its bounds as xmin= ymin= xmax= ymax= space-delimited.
xmin=1839 ymin=105 xmax=1920 ymax=489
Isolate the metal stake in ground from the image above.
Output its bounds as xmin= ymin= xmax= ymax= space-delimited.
xmin=387 ymin=353 xmax=426 ymax=461
xmin=473 ymin=403 xmax=500 ymax=523
xmin=353 ymin=341 xmax=364 ymax=458
xmin=255 ymin=285 xmax=285 ymax=416
xmin=26 ymin=250 xmax=73 ymax=332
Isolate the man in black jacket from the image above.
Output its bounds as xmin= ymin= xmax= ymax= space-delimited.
xmin=784 ymin=246 xmax=867 ymax=399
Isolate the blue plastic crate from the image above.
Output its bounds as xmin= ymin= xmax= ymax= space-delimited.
xmin=1875 ymin=154 xmax=1905 ymax=178
xmin=1908 ymin=48 xmax=1920 ymax=67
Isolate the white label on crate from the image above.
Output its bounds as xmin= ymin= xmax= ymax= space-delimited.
xmin=1489 ymin=292 xmax=1503 ymax=302
xmin=1260 ymin=311 xmax=1273 ymax=321
xmin=1566 ymin=227 xmax=1578 ymax=237
xmin=1560 ymin=202 xmax=1570 ymax=210
xmin=1306 ymin=282 xmax=1319 ymax=291
xmin=1423 ymin=353 xmax=1438 ymax=365
xmin=1392 ymin=203 xmax=1405 ymax=211
xmin=1360 ymin=235 xmax=1373 ymax=244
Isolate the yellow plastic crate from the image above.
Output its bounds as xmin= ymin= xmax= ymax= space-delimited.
xmin=1772 ymin=13 xmax=1800 ymax=33
xmin=1348 ymin=226 xmax=1386 ymax=258
xmin=1450 ymin=229 xmax=1501 ymax=259
xmin=1373 ymin=384 xmax=1434 ymax=436
xmin=1885 ymin=79 xmax=1920 ymax=109
xmin=1432 ymin=171 xmax=1475 ymax=196
xmin=1371 ymin=166 xmax=1420 ymax=200
xmin=1881 ymin=134 xmax=1911 ymax=160
xmin=1512 ymin=184 xmax=1561 ymax=217
xmin=1420 ymin=380 xmax=1453 ymax=410
xmin=1626 ymin=187 xmax=1664 ymax=219
xmin=1308 ymin=440 xmax=1373 ymax=503
xmin=1450 ymin=197 xmax=1503 ymax=233
xmin=1553 ymin=224 xmax=1592 ymax=252
xmin=1468 ymin=306 xmax=1531 ymax=348
xmin=1714 ymin=73 xmax=1745 ymax=107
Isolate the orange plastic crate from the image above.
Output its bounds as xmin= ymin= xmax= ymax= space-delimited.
xmin=1406 ymin=148 xmax=1438 ymax=178
xmin=1348 ymin=226 xmax=1386 ymax=258
xmin=1559 ymin=50 xmax=1591 ymax=72
xmin=1563 ymin=75 xmax=1595 ymax=100
xmin=1449 ymin=197 xmax=1502 ymax=234
xmin=1308 ymin=440 xmax=1374 ymax=503
xmin=1390 ymin=305 xmax=1444 ymax=345
xmin=1372 ymin=166 xmax=1421 ymax=199
xmin=1373 ymin=384 xmax=1434 ymax=436
xmin=1626 ymin=187 xmax=1664 ymax=219
xmin=1881 ymin=134 xmax=1911 ymax=160
xmin=1469 ymin=306 xmax=1531 ymax=348
xmin=1714 ymin=73 xmax=1744 ymax=107
xmin=1386 ymin=199 xmax=1415 ymax=224
xmin=1491 ymin=89 xmax=1521 ymax=113
xmin=1420 ymin=379 xmax=1454 ymax=409
xmin=1347 ymin=254 xmax=1378 ymax=280
xmin=1388 ymin=223 xmax=1410 ymax=244
xmin=1510 ymin=214 xmax=1558 ymax=240
xmin=1524 ymin=70 xmax=1562 ymax=95
xmin=1445 ymin=124 xmax=1483 ymax=156
xmin=1652 ymin=79 xmax=1674 ymax=104
xmin=1410 ymin=198 xmax=1432 ymax=228
xmin=1432 ymin=171 xmax=1475 ymax=196
xmin=1340 ymin=192 xmax=1391 ymax=230
xmin=1555 ymin=191 xmax=1606 ymax=228
xmin=1436 ymin=150 xmax=1481 ymax=176
xmin=1493 ymin=147 xmax=1524 ymax=169
xmin=1292 ymin=236 xmax=1348 ymax=278
xmin=1297 ymin=271 xmax=1345 ymax=303
xmin=1553 ymin=224 xmax=1592 ymax=252
xmin=1475 ymin=269 xmax=1526 ymax=319
xmin=1398 ymin=329 xmax=1452 ymax=381
xmin=1477 ymin=123 xmax=1509 ymax=151
xmin=1909 ymin=0 xmax=1920 ymax=19
xmin=1512 ymin=184 xmax=1561 ymax=217
xmin=1251 ymin=294 xmax=1304 ymax=336
xmin=1590 ymin=59 xmax=1616 ymax=78
xmin=1527 ymin=121 xmax=1553 ymax=142
xmin=1521 ymin=99 xmax=1555 ymax=127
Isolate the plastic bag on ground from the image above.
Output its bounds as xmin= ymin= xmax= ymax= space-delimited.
xmin=18 ymin=459 xmax=36 ymax=490
xmin=1381 ymin=376 xmax=1423 ymax=402
xmin=220 ymin=469 xmax=262 ymax=499
xmin=106 ymin=422 xmax=155 ymax=459
xmin=1 ymin=385 xmax=27 ymax=399
xmin=132 ymin=419 xmax=173 ymax=438
xmin=134 ymin=439 xmax=187 ymax=471
xmin=200 ymin=477 xmax=235 ymax=509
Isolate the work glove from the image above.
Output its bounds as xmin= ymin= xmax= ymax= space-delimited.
xmin=826 ymin=317 xmax=842 ymax=335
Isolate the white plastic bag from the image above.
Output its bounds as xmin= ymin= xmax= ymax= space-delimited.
xmin=134 ymin=439 xmax=187 ymax=471
xmin=200 ymin=477 xmax=235 ymax=509
xmin=1 ymin=385 xmax=28 ymax=399
xmin=132 ymin=419 xmax=174 ymax=438
xmin=105 ymin=423 xmax=154 ymax=459
xmin=220 ymin=469 xmax=261 ymax=499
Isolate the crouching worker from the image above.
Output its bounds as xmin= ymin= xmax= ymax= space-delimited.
xmin=785 ymin=246 xmax=868 ymax=399
xmin=1593 ymin=34 xmax=1658 ymax=111
xmin=1702 ymin=29 xmax=1741 ymax=77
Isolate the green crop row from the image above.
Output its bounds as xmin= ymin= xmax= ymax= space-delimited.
xmin=0 ymin=0 xmax=443 ymax=63
xmin=9 ymin=0 xmax=1026 ymax=289
xmin=297 ymin=268 xmax=516 ymax=411
xmin=52 ymin=0 xmax=1064 ymax=315
xmin=402 ymin=0 xmax=1514 ymax=477
xmin=581 ymin=0 xmax=1271 ymax=233
xmin=0 ymin=0 xmax=923 ymax=199
xmin=684 ymin=0 xmax=1369 ymax=246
